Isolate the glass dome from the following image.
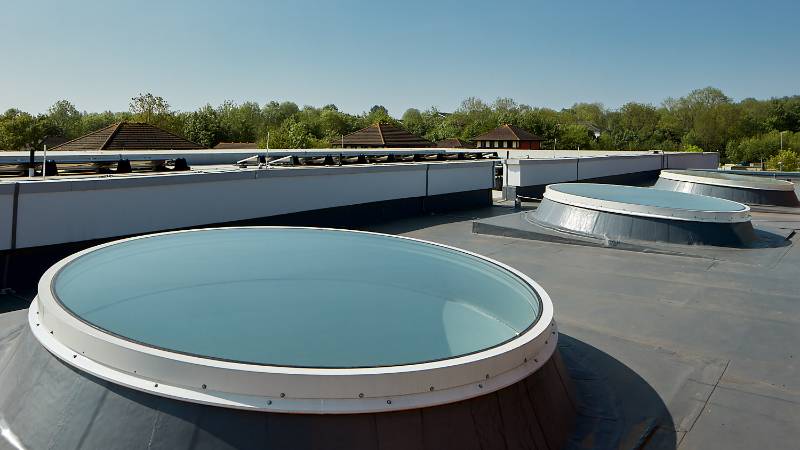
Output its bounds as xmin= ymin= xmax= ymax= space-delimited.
xmin=550 ymin=183 xmax=747 ymax=212
xmin=53 ymin=228 xmax=541 ymax=368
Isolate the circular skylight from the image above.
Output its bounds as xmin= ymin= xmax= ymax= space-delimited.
xmin=659 ymin=170 xmax=796 ymax=191
xmin=544 ymin=183 xmax=750 ymax=223
xmin=550 ymin=183 xmax=747 ymax=212
xmin=52 ymin=228 xmax=540 ymax=368
xmin=32 ymin=228 xmax=556 ymax=413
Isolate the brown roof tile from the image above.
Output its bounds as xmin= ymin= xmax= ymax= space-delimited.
xmin=471 ymin=124 xmax=544 ymax=142
xmin=213 ymin=142 xmax=259 ymax=149
xmin=333 ymin=123 xmax=433 ymax=148
xmin=435 ymin=138 xmax=474 ymax=148
xmin=51 ymin=122 xmax=203 ymax=151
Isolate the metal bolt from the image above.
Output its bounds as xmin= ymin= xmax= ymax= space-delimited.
xmin=485 ymin=374 xmax=490 ymax=379
xmin=478 ymin=383 xmax=483 ymax=389
xmin=429 ymin=386 xmax=434 ymax=391
xmin=154 ymin=383 xmax=159 ymax=387
xmin=280 ymin=393 xmax=286 ymax=398
xmin=267 ymin=400 xmax=272 ymax=405
xmin=73 ymin=355 xmax=77 ymax=359
xmin=358 ymin=393 xmax=364 ymax=398
xmin=202 ymin=384 xmax=207 ymax=389
xmin=386 ymin=400 xmax=392 ymax=405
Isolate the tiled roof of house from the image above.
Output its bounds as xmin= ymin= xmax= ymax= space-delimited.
xmin=213 ymin=142 xmax=259 ymax=149
xmin=471 ymin=124 xmax=544 ymax=142
xmin=334 ymin=123 xmax=433 ymax=148
xmin=51 ymin=122 xmax=203 ymax=151
xmin=436 ymin=138 xmax=474 ymax=148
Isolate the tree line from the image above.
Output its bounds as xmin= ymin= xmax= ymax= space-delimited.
xmin=1 ymin=87 xmax=799 ymax=169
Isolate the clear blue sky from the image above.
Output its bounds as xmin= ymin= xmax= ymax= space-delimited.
xmin=2 ymin=0 xmax=798 ymax=116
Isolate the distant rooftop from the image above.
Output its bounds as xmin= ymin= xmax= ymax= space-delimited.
xmin=51 ymin=122 xmax=204 ymax=151
xmin=40 ymin=135 xmax=70 ymax=149
xmin=213 ymin=142 xmax=258 ymax=150
xmin=333 ymin=123 xmax=433 ymax=148
xmin=436 ymin=138 xmax=474 ymax=149
xmin=472 ymin=124 xmax=544 ymax=142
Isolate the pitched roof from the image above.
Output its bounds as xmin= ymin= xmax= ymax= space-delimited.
xmin=51 ymin=122 xmax=203 ymax=151
xmin=471 ymin=124 xmax=544 ymax=142
xmin=40 ymin=135 xmax=70 ymax=149
xmin=436 ymin=138 xmax=474 ymax=149
xmin=213 ymin=142 xmax=259 ymax=149
xmin=334 ymin=123 xmax=433 ymax=148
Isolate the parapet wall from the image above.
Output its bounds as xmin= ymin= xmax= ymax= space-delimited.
xmin=503 ymin=152 xmax=719 ymax=198
xmin=0 ymin=161 xmax=494 ymax=250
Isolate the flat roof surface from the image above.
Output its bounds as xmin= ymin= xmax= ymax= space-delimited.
xmin=52 ymin=228 xmax=540 ymax=368
xmin=365 ymin=204 xmax=800 ymax=449
xmin=550 ymin=183 xmax=747 ymax=212
xmin=2 ymin=200 xmax=799 ymax=446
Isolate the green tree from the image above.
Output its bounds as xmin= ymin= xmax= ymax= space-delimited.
xmin=726 ymin=131 xmax=800 ymax=163
xmin=218 ymin=101 xmax=262 ymax=143
xmin=81 ymin=111 xmax=127 ymax=134
xmin=319 ymin=108 xmax=353 ymax=140
xmin=183 ymin=105 xmax=222 ymax=148
xmin=617 ymin=102 xmax=660 ymax=148
xmin=129 ymin=93 xmax=172 ymax=127
xmin=363 ymin=105 xmax=395 ymax=125
xmin=766 ymin=149 xmax=799 ymax=171
xmin=0 ymin=109 xmax=47 ymax=150
xmin=262 ymin=101 xmax=299 ymax=127
xmin=557 ymin=124 xmax=592 ymax=149
xmin=563 ymin=102 xmax=607 ymax=130
xmin=681 ymin=144 xmax=703 ymax=152
xmin=683 ymin=103 xmax=743 ymax=154
xmin=46 ymin=100 xmax=82 ymax=139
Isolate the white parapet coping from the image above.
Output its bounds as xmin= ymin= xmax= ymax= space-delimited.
xmin=0 ymin=148 xmax=491 ymax=166
xmin=505 ymin=152 xmax=720 ymax=188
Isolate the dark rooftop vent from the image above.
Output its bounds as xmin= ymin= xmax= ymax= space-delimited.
xmin=173 ymin=158 xmax=190 ymax=171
